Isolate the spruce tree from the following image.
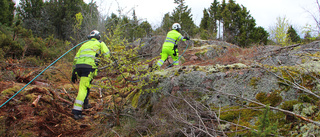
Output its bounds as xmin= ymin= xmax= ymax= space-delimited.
xmin=160 ymin=13 xmax=173 ymax=33
xmin=18 ymin=0 xmax=88 ymax=40
xmin=251 ymin=106 xmax=278 ymax=136
xmin=250 ymin=26 xmax=269 ymax=45
xmin=17 ymin=0 xmax=44 ymax=37
xmin=200 ymin=8 xmax=209 ymax=30
xmin=287 ymin=25 xmax=301 ymax=43
xmin=216 ymin=0 xmax=268 ymax=47
xmin=208 ymin=0 xmax=220 ymax=37
xmin=0 ymin=0 xmax=15 ymax=26
xmin=172 ymin=0 xmax=197 ymax=36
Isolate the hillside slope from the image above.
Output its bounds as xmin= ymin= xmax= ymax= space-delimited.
xmin=1 ymin=39 xmax=320 ymax=136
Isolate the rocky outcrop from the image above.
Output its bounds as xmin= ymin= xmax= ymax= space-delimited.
xmin=138 ymin=40 xmax=320 ymax=114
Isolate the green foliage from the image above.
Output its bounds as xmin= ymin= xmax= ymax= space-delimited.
xmin=222 ymin=1 xmax=258 ymax=47
xmin=208 ymin=0 xmax=220 ymax=38
xmin=302 ymin=24 xmax=318 ymax=43
xmin=199 ymin=29 xmax=208 ymax=40
xmin=0 ymin=0 xmax=15 ymax=26
xmin=250 ymin=26 xmax=269 ymax=45
xmin=172 ymin=0 xmax=197 ymax=36
xmin=200 ymin=9 xmax=210 ymax=30
xmin=17 ymin=0 xmax=90 ymax=40
xmin=269 ymin=16 xmax=290 ymax=46
xmin=105 ymin=13 xmax=153 ymax=42
xmin=280 ymin=100 xmax=299 ymax=111
xmin=0 ymin=22 xmax=72 ymax=63
xmin=97 ymin=23 xmax=160 ymax=126
xmin=251 ymin=105 xmax=278 ymax=136
xmin=286 ymin=25 xmax=301 ymax=44
xmin=17 ymin=0 xmax=44 ymax=37
xmin=203 ymin=0 xmax=268 ymax=46
xmin=21 ymin=56 xmax=44 ymax=67
xmin=0 ymin=25 xmax=23 ymax=59
xmin=255 ymin=91 xmax=282 ymax=107
xmin=160 ymin=13 xmax=173 ymax=33
xmin=73 ymin=12 xmax=83 ymax=33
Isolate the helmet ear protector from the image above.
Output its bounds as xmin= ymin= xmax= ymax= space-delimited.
xmin=87 ymin=30 xmax=101 ymax=40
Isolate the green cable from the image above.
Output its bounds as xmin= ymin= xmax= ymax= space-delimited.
xmin=0 ymin=40 xmax=90 ymax=108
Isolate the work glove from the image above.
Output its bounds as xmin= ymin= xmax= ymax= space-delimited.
xmin=71 ymin=69 xmax=77 ymax=83
xmin=184 ymin=36 xmax=190 ymax=40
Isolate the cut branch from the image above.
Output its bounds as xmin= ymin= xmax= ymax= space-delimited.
xmin=32 ymin=95 xmax=42 ymax=107
xmin=47 ymin=89 xmax=73 ymax=105
xmin=267 ymin=68 xmax=320 ymax=99
xmin=62 ymin=88 xmax=74 ymax=101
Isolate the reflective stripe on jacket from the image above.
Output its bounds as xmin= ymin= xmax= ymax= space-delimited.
xmin=73 ymin=38 xmax=110 ymax=69
xmin=163 ymin=30 xmax=186 ymax=47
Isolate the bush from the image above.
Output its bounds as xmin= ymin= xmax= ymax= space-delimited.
xmin=21 ymin=56 xmax=44 ymax=67
xmin=0 ymin=32 xmax=23 ymax=59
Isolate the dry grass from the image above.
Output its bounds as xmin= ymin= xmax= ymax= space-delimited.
xmin=214 ymin=46 xmax=258 ymax=65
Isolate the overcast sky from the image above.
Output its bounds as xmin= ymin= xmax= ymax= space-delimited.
xmin=83 ymin=0 xmax=318 ymax=33
xmin=13 ymin=0 xmax=318 ymax=34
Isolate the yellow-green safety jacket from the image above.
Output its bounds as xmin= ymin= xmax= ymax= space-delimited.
xmin=73 ymin=38 xmax=110 ymax=69
xmin=163 ymin=29 xmax=186 ymax=48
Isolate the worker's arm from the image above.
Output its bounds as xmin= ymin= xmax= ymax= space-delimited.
xmin=100 ymin=42 xmax=110 ymax=58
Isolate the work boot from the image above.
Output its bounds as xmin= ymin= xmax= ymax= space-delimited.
xmin=73 ymin=114 xmax=86 ymax=120
xmin=83 ymin=104 xmax=93 ymax=109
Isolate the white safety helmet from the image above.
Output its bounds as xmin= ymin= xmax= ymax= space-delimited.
xmin=87 ymin=30 xmax=101 ymax=40
xmin=172 ymin=23 xmax=181 ymax=32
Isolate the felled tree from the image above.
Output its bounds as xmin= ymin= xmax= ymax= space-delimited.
xmin=97 ymin=22 xmax=160 ymax=126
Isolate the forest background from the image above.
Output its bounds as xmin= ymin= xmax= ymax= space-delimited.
xmin=1 ymin=0 xmax=319 ymax=64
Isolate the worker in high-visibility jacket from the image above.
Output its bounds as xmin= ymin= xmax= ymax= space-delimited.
xmin=156 ymin=23 xmax=189 ymax=68
xmin=71 ymin=30 xmax=110 ymax=120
